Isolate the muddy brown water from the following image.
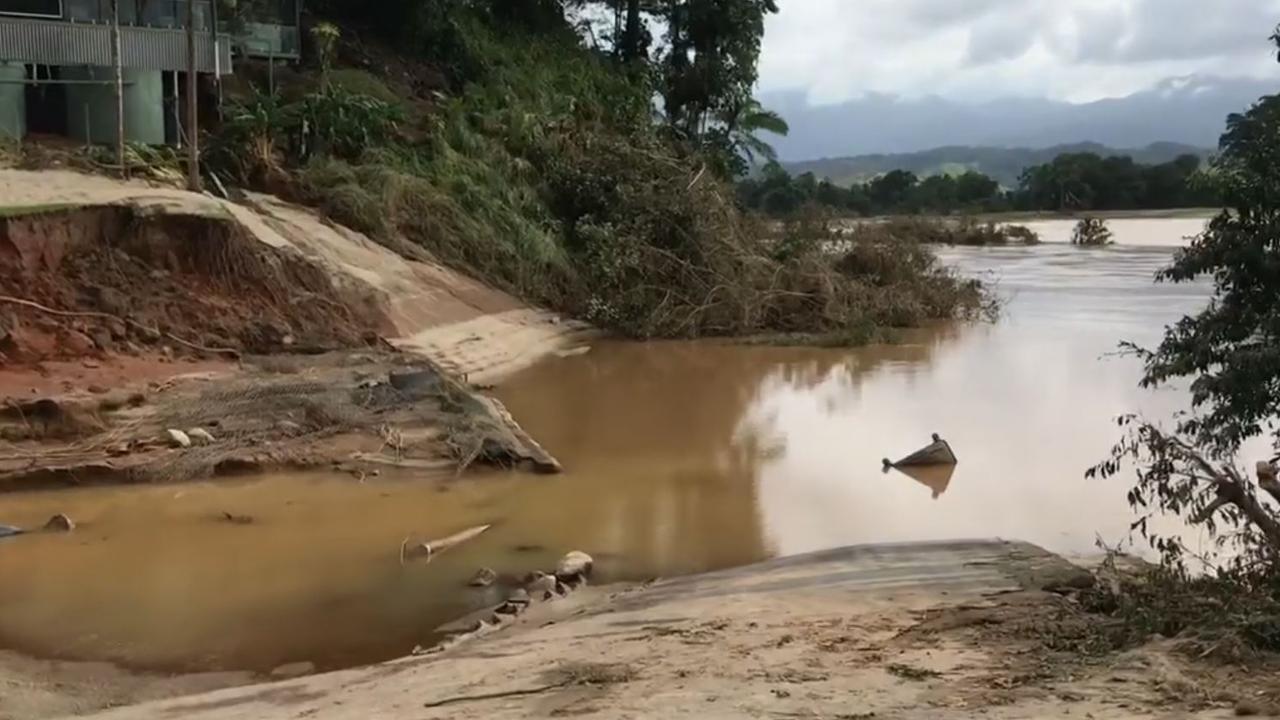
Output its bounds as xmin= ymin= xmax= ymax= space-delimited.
xmin=0 ymin=216 xmax=1248 ymax=675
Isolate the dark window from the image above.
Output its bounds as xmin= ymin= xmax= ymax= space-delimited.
xmin=0 ymin=0 xmax=62 ymax=17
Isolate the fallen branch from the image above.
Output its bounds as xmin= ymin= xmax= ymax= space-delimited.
xmin=422 ymin=680 xmax=572 ymax=709
xmin=401 ymin=524 xmax=492 ymax=564
xmin=0 ymin=294 xmax=239 ymax=357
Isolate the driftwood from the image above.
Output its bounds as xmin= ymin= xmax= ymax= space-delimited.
xmin=400 ymin=524 xmax=492 ymax=565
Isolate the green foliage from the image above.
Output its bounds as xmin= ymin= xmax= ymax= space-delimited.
xmin=785 ymin=142 xmax=1211 ymax=190
xmin=1017 ymin=152 xmax=1216 ymax=212
xmin=209 ymin=86 xmax=403 ymax=184
xmin=1078 ymin=558 xmax=1280 ymax=658
xmin=1069 ymin=217 xmax=1113 ymax=246
xmin=1089 ymin=31 xmax=1280 ymax=588
xmin=741 ymin=150 xmax=1219 ymax=219
xmin=1136 ymin=89 xmax=1280 ymax=452
xmin=214 ymin=0 xmax=986 ymax=345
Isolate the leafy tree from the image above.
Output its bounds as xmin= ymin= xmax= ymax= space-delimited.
xmin=1091 ymin=28 xmax=1280 ymax=568
xmin=867 ymin=170 xmax=918 ymax=211
xmin=717 ymin=97 xmax=788 ymax=174
xmin=660 ymin=0 xmax=778 ymax=139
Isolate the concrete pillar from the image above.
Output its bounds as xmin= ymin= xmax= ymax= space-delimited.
xmin=0 ymin=63 xmax=25 ymax=141
xmin=64 ymin=67 xmax=165 ymax=146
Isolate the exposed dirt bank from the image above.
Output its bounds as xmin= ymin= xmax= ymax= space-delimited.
xmin=0 ymin=168 xmax=589 ymax=717
xmin=0 ymin=169 xmax=592 ymax=379
xmin=0 ymin=168 xmax=588 ymax=489
xmin=63 ymin=541 xmax=1280 ymax=720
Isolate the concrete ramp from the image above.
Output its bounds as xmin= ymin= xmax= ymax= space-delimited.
xmin=80 ymin=540 xmax=1102 ymax=720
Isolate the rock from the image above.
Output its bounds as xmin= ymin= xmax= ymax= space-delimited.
xmin=269 ymin=661 xmax=315 ymax=679
xmin=525 ymin=572 xmax=557 ymax=597
xmin=88 ymin=384 xmax=108 ymax=394
xmin=0 ymin=525 xmax=24 ymax=539
xmin=468 ymin=567 xmax=498 ymax=588
xmin=507 ymin=588 xmax=531 ymax=606
xmin=165 ymin=429 xmax=191 ymax=448
xmin=187 ymin=428 xmax=217 ymax=446
xmin=81 ymin=359 xmax=101 ymax=369
xmin=89 ymin=329 xmax=113 ymax=352
xmin=555 ymin=551 xmax=593 ymax=581
xmin=63 ymin=330 xmax=96 ymax=355
xmin=42 ymin=514 xmax=74 ymax=532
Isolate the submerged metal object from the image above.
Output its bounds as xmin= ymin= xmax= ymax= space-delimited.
xmin=883 ymin=433 xmax=958 ymax=469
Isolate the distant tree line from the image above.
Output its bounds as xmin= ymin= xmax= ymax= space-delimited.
xmin=738 ymin=152 xmax=1220 ymax=217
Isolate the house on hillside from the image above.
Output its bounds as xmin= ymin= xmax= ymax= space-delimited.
xmin=0 ymin=0 xmax=300 ymax=145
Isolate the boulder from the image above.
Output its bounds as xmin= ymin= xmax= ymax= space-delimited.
xmin=507 ymin=588 xmax=531 ymax=606
xmin=187 ymin=428 xmax=217 ymax=446
xmin=468 ymin=567 xmax=498 ymax=588
xmin=42 ymin=514 xmax=75 ymax=532
xmin=555 ymin=551 xmax=594 ymax=581
xmin=165 ymin=429 xmax=191 ymax=448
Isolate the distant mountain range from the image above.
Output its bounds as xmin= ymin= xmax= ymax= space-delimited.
xmin=764 ymin=74 xmax=1276 ymax=179
xmin=782 ymin=142 xmax=1212 ymax=188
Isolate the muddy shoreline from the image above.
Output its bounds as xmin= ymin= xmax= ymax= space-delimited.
xmin=0 ymin=168 xmax=593 ymax=718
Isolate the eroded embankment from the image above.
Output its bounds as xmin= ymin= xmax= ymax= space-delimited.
xmin=0 ymin=204 xmax=383 ymax=362
xmin=0 ymin=190 xmax=577 ymax=489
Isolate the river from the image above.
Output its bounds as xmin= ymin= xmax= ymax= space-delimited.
xmin=0 ymin=217 xmax=1235 ymax=675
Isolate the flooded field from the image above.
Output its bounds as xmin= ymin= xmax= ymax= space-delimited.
xmin=0 ymin=217 xmax=1241 ymax=675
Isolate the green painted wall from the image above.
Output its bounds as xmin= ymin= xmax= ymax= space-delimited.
xmin=0 ymin=62 xmax=24 ymax=141
xmin=64 ymin=67 xmax=164 ymax=145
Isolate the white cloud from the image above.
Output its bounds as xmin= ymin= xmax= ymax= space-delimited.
xmin=759 ymin=0 xmax=1280 ymax=104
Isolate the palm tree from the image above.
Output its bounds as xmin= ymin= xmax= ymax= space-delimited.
xmin=719 ymin=98 xmax=789 ymax=166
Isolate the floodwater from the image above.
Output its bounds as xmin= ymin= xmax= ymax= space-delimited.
xmin=0 ymin=216 xmax=1244 ymax=675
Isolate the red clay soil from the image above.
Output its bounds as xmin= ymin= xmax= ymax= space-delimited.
xmin=0 ymin=355 xmax=234 ymax=400
xmin=0 ymin=205 xmax=389 ymax=371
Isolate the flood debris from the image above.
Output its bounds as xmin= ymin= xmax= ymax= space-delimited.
xmin=165 ymin=429 xmax=192 ymax=449
xmin=883 ymin=433 xmax=957 ymax=469
xmin=42 ymin=514 xmax=75 ymax=532
xmin=400 ymin=524 xmax=492 ymax=564
xmin=220 ymin=512 xmax=254 ymax=525
xmin=186 ymin=428 xmax=217 ymax=446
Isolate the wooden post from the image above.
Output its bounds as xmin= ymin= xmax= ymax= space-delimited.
xmin=185 ymin=0 xmax=201 ymax=191
xmin=110 ymin=0 xmax=125 ymax=177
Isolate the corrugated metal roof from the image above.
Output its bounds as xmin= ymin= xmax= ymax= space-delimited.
xmin=0 ymin=16 xmax=232 ymax=73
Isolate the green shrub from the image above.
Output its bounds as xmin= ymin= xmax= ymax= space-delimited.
xmin=1071 ymin=217 xmax=1114 ymax=245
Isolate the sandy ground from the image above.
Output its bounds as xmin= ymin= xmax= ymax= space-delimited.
xmin=61 ymin=540 xmax=1277 ymax=720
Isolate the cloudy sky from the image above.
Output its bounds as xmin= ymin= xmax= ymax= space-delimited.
xmin=759 ymin=0 xmax=1280 ymax=104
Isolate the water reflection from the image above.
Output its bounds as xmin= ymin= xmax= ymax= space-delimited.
xmin=886 ymin=464 xmax=955 ymax=500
